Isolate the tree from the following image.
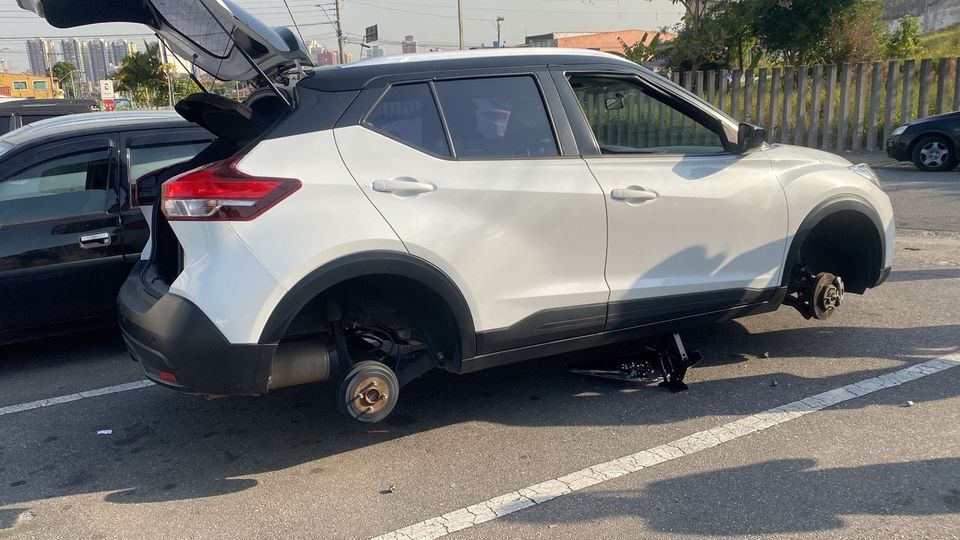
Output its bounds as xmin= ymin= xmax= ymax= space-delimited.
xmin=171 ymin=76 xmax=201 ymax=102
xmin=619 ymin=32 xmax=664 ymax=64
xmin=51 ymin=61 xmax=77 ymax=98
xmin=885 ymin=15 xmax=924 ymax=59
xmin=112 ymin=42 xmax=166 ymax=107
xmin=752 ymin=0 xmax=857 ymax=65
xmin=817 ymin=0 xmax=886 ymax=63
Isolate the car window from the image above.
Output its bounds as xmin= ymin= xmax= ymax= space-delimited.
xmin=127 ymin=140 xmax=211 ymax=204
xmin=366 ymin=83 xmax=451 ymax=158
xmin=569 ymin=75 xmax=725 ymax=155
xmin=153 ymin=0 xmax=233 ymax=58
xmin=434 ymin=76 xmax=558 ymax=159
xmin=0 ymin=147 xmax=110 ymax=226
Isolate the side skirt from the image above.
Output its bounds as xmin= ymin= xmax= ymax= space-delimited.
xmin=460 ymin=287 xmax=787 ymax=374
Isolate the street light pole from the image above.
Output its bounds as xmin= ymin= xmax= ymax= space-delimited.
xmin=458 ymin=0 xmax=464 ymax=50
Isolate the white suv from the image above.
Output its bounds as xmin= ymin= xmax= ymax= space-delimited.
xmin=22 ymin=0 xmax=894 ymax=422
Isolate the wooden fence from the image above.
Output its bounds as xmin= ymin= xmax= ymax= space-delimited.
xmin=656 ymin=58 xmax=960 ymax=152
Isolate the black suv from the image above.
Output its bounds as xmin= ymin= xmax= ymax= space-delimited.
xmin=0 ymin=111 xmax=213 ymax=344
xmin=0 ymin=98 xmax=99 ymax=136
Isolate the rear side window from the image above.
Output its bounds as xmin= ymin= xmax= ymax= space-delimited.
xmin=366 ymin=83 xmax=450 ymax=158
xmin=0 ymin=148 xmax=110 ymax=226
xmin=128 ymin=140 xmax=211 ymax=198
xmin=434 ymin=76 xmax=558 ymax=159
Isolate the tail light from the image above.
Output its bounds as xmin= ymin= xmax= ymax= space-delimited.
xmin=161 ymin=157 xmax=301 ymax=221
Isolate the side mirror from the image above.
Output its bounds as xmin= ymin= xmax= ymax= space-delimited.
xmin=736 ymin=122 xmax=766 ymax=154
xmin=605 ymin=94 xmax=625 ymax=110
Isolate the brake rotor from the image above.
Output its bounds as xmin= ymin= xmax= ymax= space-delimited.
xmin=811 ymin=273 xmax=844 ymax=320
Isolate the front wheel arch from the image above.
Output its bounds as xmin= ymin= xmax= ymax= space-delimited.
xmin=782 ymin=197 xmax=885 ymax=294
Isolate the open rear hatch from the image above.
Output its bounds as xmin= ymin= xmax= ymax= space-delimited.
xmin=17 ymin=0 xmax=314 ymax=82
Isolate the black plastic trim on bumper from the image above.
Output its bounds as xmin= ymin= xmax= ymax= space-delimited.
xmin=118 ymin=274 xmax=277 ymax=395
xmin=874 ymin=266 xmax=892 ymax=288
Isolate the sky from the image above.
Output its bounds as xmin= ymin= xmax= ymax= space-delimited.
xmin=0 ymin=0 xmax=684 ymax=72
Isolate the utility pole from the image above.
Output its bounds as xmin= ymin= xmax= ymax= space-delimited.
xmin=458 ymin=0 xmax=464 ymax=50
xmin=335 ymin=0 xmax=346 ymax=64
xmin=496 ymin=16 xmax=504 ymax=48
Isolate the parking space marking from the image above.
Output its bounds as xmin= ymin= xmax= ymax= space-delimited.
xmin=373 ymin=354 xmax=960 ymax=540
xmin=0 ymin=380 xmax=154 ymax=417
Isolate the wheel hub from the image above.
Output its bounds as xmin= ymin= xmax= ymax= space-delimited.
xmin=921 ymin=142 xmax=948 ymax=166
xmin=349 ymin=375 xmax=391 ymax=415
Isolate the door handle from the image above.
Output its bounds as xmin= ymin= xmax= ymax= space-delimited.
xmin=79 ymin=232 xmax=112 ymax=249
xmin=611 ymin=186 xmax=658 ymax=203
xmin=372 ymin=178 xmax=436 ymax=196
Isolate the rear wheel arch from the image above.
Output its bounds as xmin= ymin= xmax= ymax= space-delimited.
xmin=258 ymin=251 xmax=477 ymax=362
xmin=782 ymin=197 xmax=885 ymax=294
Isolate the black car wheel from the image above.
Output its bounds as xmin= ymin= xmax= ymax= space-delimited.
xmin=911 ymin=135 xmax=958 ymax=172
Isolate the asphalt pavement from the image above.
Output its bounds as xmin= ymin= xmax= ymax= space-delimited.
xmin=1 ymin=166 xmax=959 ymax=539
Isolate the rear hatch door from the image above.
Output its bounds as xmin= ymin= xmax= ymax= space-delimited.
xmin=17 ymin=0 xmax=314 ymax=81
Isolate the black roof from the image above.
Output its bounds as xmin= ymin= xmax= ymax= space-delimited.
xmin=0 ymin=98 xmax=99 ymax=113
xmin=299 ymin=48 xmax=640 ymax=92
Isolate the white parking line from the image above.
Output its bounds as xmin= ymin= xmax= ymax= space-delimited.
xmin=0 ymin=380 xmax=154 ymax=417
xmin=373 ymin=354 xmax=960 ymax=540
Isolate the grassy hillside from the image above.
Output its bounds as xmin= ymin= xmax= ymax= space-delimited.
xmin=920 ymin=23 xmax=960 ymax=57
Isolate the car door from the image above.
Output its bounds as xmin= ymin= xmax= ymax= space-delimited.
xmin=556 ymin=71 xmax=788 ymax=331
xmin=119 ymin=128 xmax=214 ymax=267
xmin=0 ymin=134 xmax=125 ymax=336
xmin=335 ymin=72 xmax=610 ymax=354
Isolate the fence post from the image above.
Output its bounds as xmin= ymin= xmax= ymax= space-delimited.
xmin=866 ymin=61 xmax=882 ymax=151
xmin=719 ymin=69 xmax=729 ymax=116
xmin=954 ymin=57 xmax=960 ymax=112
xmin=836 ymin=63 xmax=852 ymax=152
xmin=823 ymin=64 xmax=837 ymax=150
xmin=851 ymin=63 xmax=867 ymax=151
xmin=768 ymin=67 xmax=781 ymax=141
xmin=781 ymin=66 xmax=794 ymax=145
xmin=936 ymin=57 xmax=950 ymax=115
xmin=808 ymin=65 xmax=823 ymax=148
xmin=756 ymin=68 xmax=767 ymax=128
xmin=901 ymin=59 xmax=915 ymax=124
xmin=794 ymin=66 xmax=808 ymax=144
xmin=731 ymin=70 xmax=742 ymax=120
xmin=884 ymin=60 xmax=900 ymax=142
xmin=918 ymin=58 xmax=933 ymax=119
xmin=706 ymin=70 xmax=716 ymax=105
xmin=696 ymin=70 xmax=704 ymax=100
xmin=744 ymin=69 xmax=754 ymax=123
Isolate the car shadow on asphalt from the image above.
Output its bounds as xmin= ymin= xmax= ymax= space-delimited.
xmin=503 ymin=458 xmax=960 ymax=535
xmin=0 ymin=321 xmax=958 ymax=511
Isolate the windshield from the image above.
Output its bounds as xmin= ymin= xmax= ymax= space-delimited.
xmin=0 ymin=141 xmax=12 ymax=159
xmin=153 ymin=0 xmax=233 ymax=58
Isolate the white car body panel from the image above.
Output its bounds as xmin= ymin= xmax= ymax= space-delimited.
xmin=167 ymin=220 xmax=287 ymax=344
xmin=223 ymin=131 xmax=407 ymax=342
xmin=763 ymin=144 xmax=895 ymax=270
xmin=335 ymin=125 xmax=610 ymax=332
xmin=586 ymin=152 xmax=789 ymax=302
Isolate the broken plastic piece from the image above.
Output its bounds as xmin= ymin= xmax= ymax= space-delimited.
xmin=96 ymin=429 xmax=112 ymax=435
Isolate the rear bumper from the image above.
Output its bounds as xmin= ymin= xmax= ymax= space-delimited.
xmin=118 ymin=270 xmax=277 ymax=395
